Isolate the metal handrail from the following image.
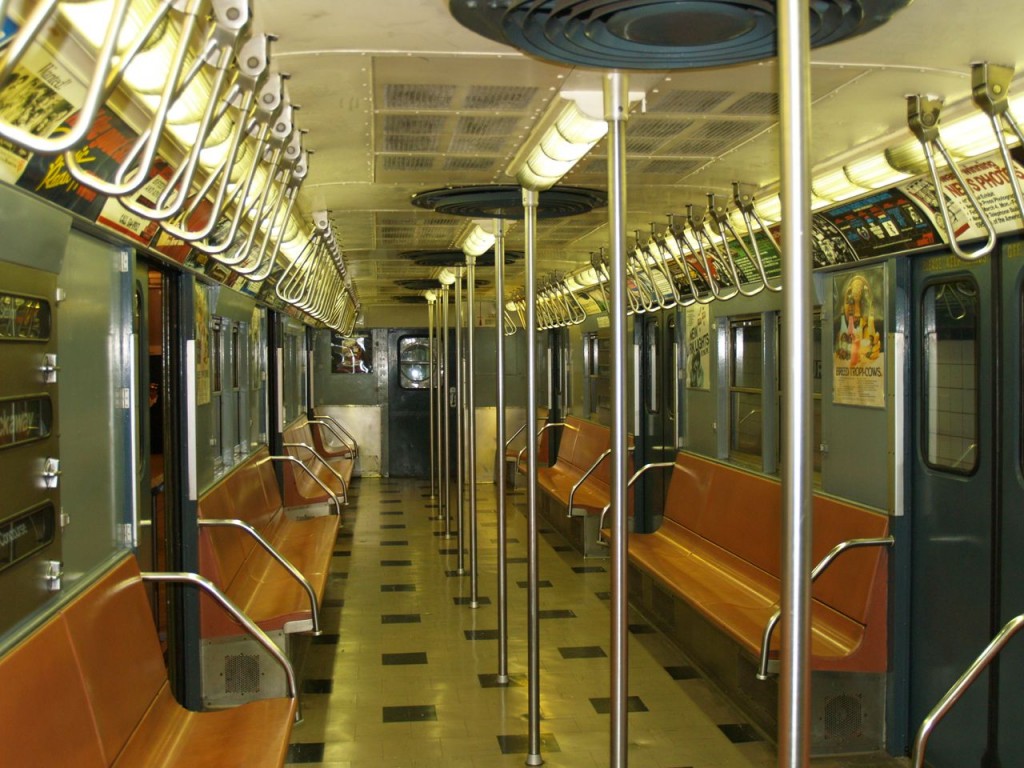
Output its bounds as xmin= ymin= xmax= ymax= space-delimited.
xmin=516 ymin=421 xmax=576 ymax=467
xmin=310 ymin=417 xmax=357 ymax=458
xmin=596 ymin=461 xmax=677 ymax=543
xmin=283 ymin=442 xmax=349 ymax=503
xmin=912 ymin=612 xmax=1024 ymax=768
xmin=566 ymin=448 xmax=611 ymax=518
xmin=504 ymin=421 xmax=529 ymax=450
xmin=907 ymin=94 xmax=997 ymax=261
xmin=140 ymin=570 xmax=299 ymax=721
xmin=197 ymin=518 xmax=321 ymax=636
xmin=264 ymin=455 xmax=342 ymax=513
xmin=732 ymin=182 xmax=783 ymax=293
xmin=756 ymin=535 xmax=895 ymax=679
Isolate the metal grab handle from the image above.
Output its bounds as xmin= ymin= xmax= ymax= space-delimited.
xmin=0 ymin=0 xmax=132 ymax=154
xmin=912 ymin=612 xmax=1024 ymax=768
xmin=596 ymin=461 xmax=677 ymax=543
xmin=732 ymin=182 xmax=783 ymax=293
xmin=704 ymin=194 xmax=765 ymax=298
xmin=567 ymin=448 xmax=611 ymax=518
xmin=140 ymin=571 xmax=299 ymax=719
xmin=504 ymin=421 xmax=529 ymax=450
xmin=198 ymin=518 xmax=322 ymax=636
xmin=907 ymin=94 xmax=997 ymax=262
xmin=503 ymin=309 xmax=517 ymax=336
xmin=756 ymin=535 xmax=894 ymax=680
xmin=283 ymin=442 xmax=348 ymax=503
xmin=264 ymin=455 xmax=342 ymax=513
xmin=314 ymin=414 xmax=360 ymax=458
xmin=63 ymin=0 xmax=206 ymax=197
xmin=973 ymin=62 xmax=1024 ymax=226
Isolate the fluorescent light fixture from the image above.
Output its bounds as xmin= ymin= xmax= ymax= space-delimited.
xmin=438 ymin=268 xmax=457 ymax=286
xmin=513 ymin=99 xmax=608 ymax=191
xmin=844 ymin=153 xmax=911 ymax=189
xmin=424 ymin=290 xmax=437 ymax=302
xmin=812 ymin=167 xmax=869 ymax=202
xmin=459 ymin=223 xmax=496 ymax=256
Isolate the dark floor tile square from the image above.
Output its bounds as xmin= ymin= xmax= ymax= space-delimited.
xmin=285 ymin=742 xmax=325 ymax=763
xmin=628 ymin=623 xmax=657 ymax=634
xmin=380 ymin=490 xmax=400 ymax=494
xmin=507 ymin=556 xmax=529 ymax=564
xmin=589 ymin=696 xmax=648 ymax=714
xmin=337 ymin=531 xmax=353 ymax=539
xmin=665 ymin=665 xmax=700 ymax=680
xmin=538 ymin=609 xmax=576 ymax=619
xmin=553 ymin=545 xmax=574 ymax=552
xmin=559 ymin=645 xmax=606 ymax=659
xmin=490 ymin=537 xmax=520 ymax=544
xmin=425 ymin=503 xmax=439 ymax=508
xmin=380 ymin=523 xmax=406 ymax=530
xmin=324 ymin=598 xmax=345 ymax=608
xmin=381 ymin=510 xmax=403 ymax=516
xmin=382 ymin=705 xmax=437 ymax=723
xmin=333 ymin=550 xmax=351 ymax=557
xmin=539 ymin=527 xmax=554 ymax=534
xmin=313 ymin=634 xmax=340 ymax=645
xmin=439 ymin=547 xmax=467 ymax=555
xmin=382 ymin=652 xmax=428 ymax=666
xmin=330 ymin=571 xmax=348 ymax=579
xmin=496 ymin=733 xmax=560 ymax=754
xmin=380 ymin=559 xmax=412 ymax=567
xmin=572 ymin=566 xmax=606 ymax=574
xmin=380 ymin=540 xmax=408 ymax=546
xmin=517 ymin=579 xmax=552 ymax=588
xmin=380 ymin=499 xmax=402 ymax=505
xmin=453 ymin=596 xmax=491 ymax=605
xmin=464 ymin=629 xmax=499 ymax=640
xmin=382 ymin=613 xmax=421 ymax=624
xmin=595 ymin=591 xmax=611 ymax=600
xmin=445 ymin=569 xmax=463 ymax=577
xmin=302 ymin=678 xmax=333 ymax=694
xmin=381 ymin=583 xmax=416 ymax=592
xmin=478 ymin=673 xmax=526 ymax=688
xmin=718 ymin=723 xmax=763 ymax=743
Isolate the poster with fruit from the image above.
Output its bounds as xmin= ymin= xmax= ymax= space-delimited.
xmin=832 ymin=266 xmax=885 ymax=408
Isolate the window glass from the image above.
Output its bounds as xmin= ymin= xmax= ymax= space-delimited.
xmin=399 ymin=336 xmax=430 ymax=390
xmin=729 ymin=318 xmax=762 ymax=466
xmin=922 ymin=280 xmax=978 ymax=473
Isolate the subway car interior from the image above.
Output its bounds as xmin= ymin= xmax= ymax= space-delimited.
xmin=3 ymin=1 xmax=1024 ymax=766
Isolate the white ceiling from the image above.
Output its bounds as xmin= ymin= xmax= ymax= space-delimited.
xmin=250 ymin=0 xmax=1024 ymax=307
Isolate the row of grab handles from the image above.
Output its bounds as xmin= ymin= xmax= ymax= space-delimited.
xmin=0 ymin=0 xmax=357 ymax=330
xmin=502 ymin=62 xmax=1024 ymax=332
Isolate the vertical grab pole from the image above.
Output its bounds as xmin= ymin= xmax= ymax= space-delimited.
xmin=456 ymin=269 xmax=466 ymax=572
xmin=523 ymin=187 xmax=543 ymax=767
xmin=778 ymin=1 xmax=813 ymax=766
xmin=442 ymin=283 xmax=453 ymax=538
xmin=467 ymin=253 xmax=480 ymax=606
xmin=428 ymin=292 xmax=437 ymax=500
xmin=605 ymin=71 xmax=630 ymax=768
xmin=494 ymin=218 xmax=510 ymax=682
xmin=435 ymin=296 xmax=445 ymax=509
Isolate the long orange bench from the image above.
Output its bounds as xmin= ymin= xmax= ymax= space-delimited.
xmin=282 ymin=419 xmax=353 ymax=507
xmin=197 ymin=446 xmax=339 ymax=639
xmin=0 ymin=554 xmax=296 ymax=767
xmin=624 ymin=451 xmax=891 ymax=674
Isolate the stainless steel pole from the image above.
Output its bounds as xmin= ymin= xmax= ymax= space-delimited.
xmin=523 ymin=187 xmax=543 ymax=767
xmin=467 ymin=253 xmax=480 ymax=606
xmin=442 ymin=283 xmax=452 ymax=538
xmin=428 ymin=293 xmax=436 ymax=500
xmin=494 ymin=218 xmax=510 ymax=682
xmin=605 ymin=70 xmax=630 ymax=768
xmin=436 ymin=296 xmax=445 ymax=511
xmin=456 ymin=269 xmax=466 ymax=573
xmin=778 ymin=2 xmax=813 ymax=766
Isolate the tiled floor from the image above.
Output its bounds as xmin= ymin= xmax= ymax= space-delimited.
xmin=285 ymin=478 xmax=909 ymax=768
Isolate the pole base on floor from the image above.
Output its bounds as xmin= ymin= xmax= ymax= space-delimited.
xmin=526 ymin=753 xmax=544 ymax=766
xmin=496 ymin=673 xmax=510 ymax=684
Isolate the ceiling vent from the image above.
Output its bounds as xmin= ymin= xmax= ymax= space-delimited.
xmin=449 ymin=0 xmax=911 ymax=70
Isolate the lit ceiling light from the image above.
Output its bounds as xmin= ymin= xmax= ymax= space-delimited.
xmin=459 ymin=222 xmax=496 ymax=256
xmin=844 ymin=153 xmax=911 ymax=189
xmin=812 ymin=167 xmax=869 ymax=202
xmin=511 ymin=98 xmax=608 ymax=191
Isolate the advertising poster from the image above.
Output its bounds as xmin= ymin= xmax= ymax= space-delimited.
xmin=832 ymin=266 xmax=885 ymax=408
xmin=685 ymin=303 xmax=711 ymax=390
xmin=194 ymin=283 xmax=211 ymax=406
xmin=819 ymin=188 xmax=939 ymax=258
xmin=0 ymin=43 xmax=82 ymax=184
xmin=331 ymin=333 xmax=372 ymax=374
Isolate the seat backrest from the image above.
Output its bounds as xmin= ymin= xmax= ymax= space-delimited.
xmin=0 ymin=615 xmax=107 ymax=768
xmin=569 ymin=418 xmax=611 ymax=485
xmin=62 ymin=555 xmax=167 ymax=764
